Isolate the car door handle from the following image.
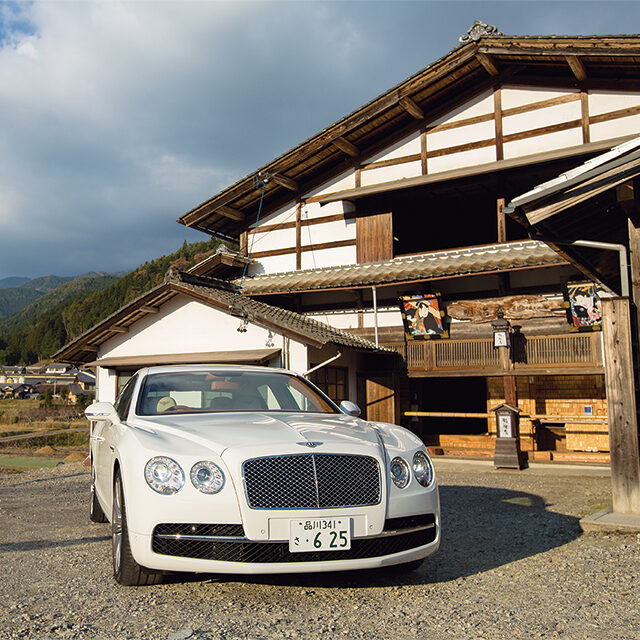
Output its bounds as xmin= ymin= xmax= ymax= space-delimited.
xmin=90 ymin=435 xmax=105 ymax=442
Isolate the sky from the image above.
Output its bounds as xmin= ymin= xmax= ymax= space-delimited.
xmin=2 ymin=0 xmax=640 ymax=280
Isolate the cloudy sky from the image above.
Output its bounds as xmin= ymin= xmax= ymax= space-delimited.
xmin=1 ymin=0 xmax=640 ymax=280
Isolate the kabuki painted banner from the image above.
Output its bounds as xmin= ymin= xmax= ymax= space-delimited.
xmin=399 ymin=294 xmax=448 ymax=340
xmin=563 ymin=282 xmax=602 ymax=331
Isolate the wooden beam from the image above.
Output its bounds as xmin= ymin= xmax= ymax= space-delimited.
xmin=109 ymin=326 xmax=129 ymax=334
xmin=476 ymin=52 xmax=500 ymax=77
xmin=601 ymin=297 xmax=640 ymax=514
xmin=331 ymin=137 xmax=359 ymax=157
xmin=566 ymin=55 xmax=587 ymax=82
xmin=398 ymin=97 xmax=424 ymax=120
xmin=216 ymin=205 xmax=245 ymax=222
xmin=139 ymin=306 xmax=159 ymax=314
xmin=270 ymin=173 xmax=299 ymax=192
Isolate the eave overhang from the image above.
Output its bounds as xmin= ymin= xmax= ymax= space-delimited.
xmin=506 ymin=136 xmax=640 ymax=293
xmin=178 ymin=34 xmax=640 ymax=240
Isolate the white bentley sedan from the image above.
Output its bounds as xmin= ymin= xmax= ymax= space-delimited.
xmin=86 ymin=365 xmax=440 ymax=585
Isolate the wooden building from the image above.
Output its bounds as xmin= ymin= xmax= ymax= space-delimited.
xmin=57 ymin=24 xmax=640 ymax=463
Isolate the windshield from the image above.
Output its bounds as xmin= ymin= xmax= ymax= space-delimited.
xmin=136 ymin=370 xmax=339 ymax=416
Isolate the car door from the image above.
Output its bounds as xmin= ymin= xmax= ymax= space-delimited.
xmin=95 ymin=376 xmax=137 ymax=507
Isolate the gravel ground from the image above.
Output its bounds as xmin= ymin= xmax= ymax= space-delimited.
xmin=0 ymin=461 xmax=638 ymax=640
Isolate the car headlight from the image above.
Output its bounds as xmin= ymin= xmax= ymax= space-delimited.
xmin=413 ymin=450 xmax=435 ymax=487
xmin=190 ymin=460 xmax=225 ymax=494
xmin=390 ymin=456 xmax=410 ymax=488
xmin=144 ymin=457 xmax=185 ymax=495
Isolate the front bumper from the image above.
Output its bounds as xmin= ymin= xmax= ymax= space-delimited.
xmin=130 ymin=513 xmax=440 ymax=574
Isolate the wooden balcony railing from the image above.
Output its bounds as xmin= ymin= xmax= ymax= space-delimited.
xmin=386 ymin=332 xmax=603 ymax=376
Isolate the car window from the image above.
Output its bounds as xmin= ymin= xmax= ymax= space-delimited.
xmin=136 ymin=370 xmax=338 ymax=416
xmin=114 ymin=375 xmax=137 ymax=421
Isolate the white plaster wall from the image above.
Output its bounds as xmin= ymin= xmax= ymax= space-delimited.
xmin=360 ymin=160 xmax=422 ymax=186
xmin=588 ymin=90 xmax=640 ymax=116
xmin=308 ymin=307 xmax=402 ymax=330
xmin=502 ymin=100 xmax=582 ymax=135
xmin=429 ymin=90 xmax=493 ymax=125
xmin=300 ymin=246 xmax=357 ymax=270
xmin=365 ymin=133 xmax=421 ymax=164
xmin=426 ymin=119 xmax=495 ymax=151
xmin=503 ymin=128 xmax=583 ymax=159
xmin=101 ymin=296 xmax=283 ymax=359
xmin=253 ymin=202 xmax=297 ymax=230
xmin=248 ymin=254 xmax=296 ymax=275
xmin=301 ymin=219 xmax=356 ymax=246
xmin=501 ymin=87 xmax=577 ymax=110
xmin=427 ymin=146 xmax=497 ymax=174
xmin=96 ymin=367 xmax=117 ymax=403
xmin=590 ymin=114 xmax=640 ymax=142
xmin=249 ymin=226 xmax=296 ymax=254
xmin=303 ymin=170 xmax=356 ymax=199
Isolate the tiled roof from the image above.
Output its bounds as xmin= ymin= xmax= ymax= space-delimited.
xmin=236 ymin=241 xmax=565 ymax=294
xmin=53 ymin=271 xmax=388 ymax=363
xmin=174 ymin=273 xmax=386 ymax=352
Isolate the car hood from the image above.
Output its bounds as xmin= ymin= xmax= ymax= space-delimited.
xmin=129 ymin=412 xmax=382 ymax=457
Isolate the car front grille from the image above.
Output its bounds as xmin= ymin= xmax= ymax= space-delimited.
xmin=151 ymin=520 xmax=436 ymax=563
xmin=242 ymin=453 xmax=381 ymax=509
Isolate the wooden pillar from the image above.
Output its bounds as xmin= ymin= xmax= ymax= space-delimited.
xmin=504 ymin=375 xmax=517 ymax=407
xmin=497 ymin=198 xmax=507 ymax=243
xmin=602 ymin=297 xmax=640 ymax=514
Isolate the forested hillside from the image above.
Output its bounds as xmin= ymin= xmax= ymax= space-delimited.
xmin=0 ymin=237 xmax=222 ymax=365
xmin=0 ymin=274 xmax=76 ymax=318
xmin=0 ymin=273 xmax=119 ymax=334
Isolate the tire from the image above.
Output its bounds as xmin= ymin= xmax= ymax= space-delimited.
xmin=112 ymin=470 xmax=162 ymax=586
xmin=89 ymin=462 xmax=108 ymax=523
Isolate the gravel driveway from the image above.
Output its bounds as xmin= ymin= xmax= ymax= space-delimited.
xmin=0 ymin=461 xmax=637 ymax=640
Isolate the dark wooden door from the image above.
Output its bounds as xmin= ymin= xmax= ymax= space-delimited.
xmin=358 ymin=374 xmax=396 ymax=424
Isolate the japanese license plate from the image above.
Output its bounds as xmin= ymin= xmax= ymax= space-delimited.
xmin=289 ymin=518 xmax=351 ymax=552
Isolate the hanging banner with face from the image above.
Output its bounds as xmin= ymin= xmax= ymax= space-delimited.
xmin=399 ymin=294 xmax=448 ymax=340
xmin=563 ymin=282 xmax=602 ymax=331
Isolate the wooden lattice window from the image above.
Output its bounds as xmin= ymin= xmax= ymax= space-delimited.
xmin=310 ymin=366 xmax=349 ymax=404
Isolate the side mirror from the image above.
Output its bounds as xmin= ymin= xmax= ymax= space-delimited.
xmin=339 ymin=400 xmax=361 ymax=417
xmin=85 ymin=401 xmax=118 ymax=421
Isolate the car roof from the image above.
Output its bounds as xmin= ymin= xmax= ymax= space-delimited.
xmin=136 ymin=364 xmax=293 ymax=377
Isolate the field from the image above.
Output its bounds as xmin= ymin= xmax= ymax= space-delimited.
xmin=0 ymin=398 xmax=89 ymax=471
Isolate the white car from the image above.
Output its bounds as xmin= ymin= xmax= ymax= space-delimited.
xmin=86 ymin=365 xmax=440 ymax=585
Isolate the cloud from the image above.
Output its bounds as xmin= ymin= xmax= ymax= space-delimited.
xmin=1 ymin=1 xmax=640 ymax=278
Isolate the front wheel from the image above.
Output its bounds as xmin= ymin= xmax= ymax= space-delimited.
xmin=112 ymin=470 xmax=162 ymax=586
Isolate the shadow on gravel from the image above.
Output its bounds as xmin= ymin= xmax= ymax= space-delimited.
xmin=0 ymin=471 xmax=87 ymax=488
xmin=164 ymin=484 xmax=582 ymax=589
xmin=0 ymin=534 xmax=110 ymax=554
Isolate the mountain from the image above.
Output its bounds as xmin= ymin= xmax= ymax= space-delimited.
xmin=0 ymin=277 xmax=31 ymax=289
xmin=0 ymin=237 xmax=222 ymax=365
xmin=20 ymin=275 xmax=73 ymax=293
xmin=0 ymin=287 xmax=42 ymax=319
xmin=0 ymin=273 xmax=119 ymax=334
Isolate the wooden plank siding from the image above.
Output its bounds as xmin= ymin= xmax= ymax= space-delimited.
xmin=356 ymin=212 xmax=393 ymax=264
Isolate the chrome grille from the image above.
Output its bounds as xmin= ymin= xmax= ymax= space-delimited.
xmin=243 ymin=454 xmax=381 ymax=509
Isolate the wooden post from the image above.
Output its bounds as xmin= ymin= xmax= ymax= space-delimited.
xmin=601 ymin=297 xmax=640 ymax=514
